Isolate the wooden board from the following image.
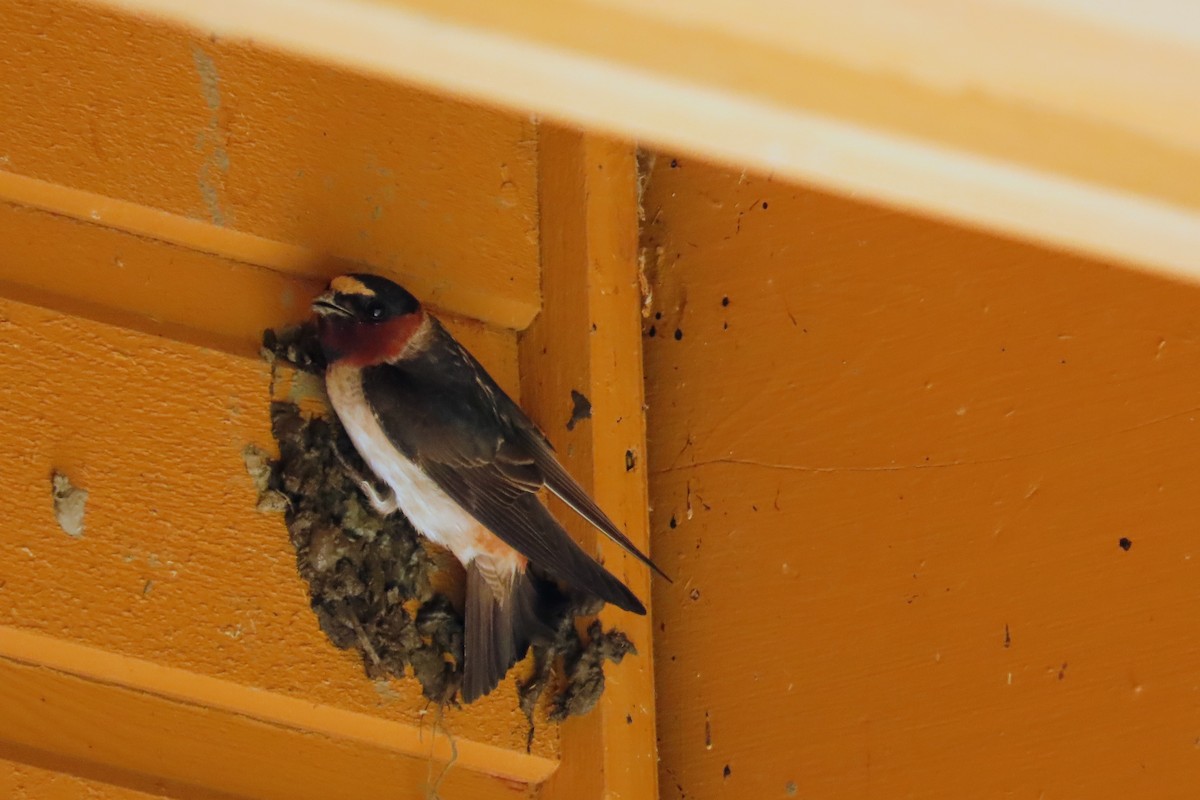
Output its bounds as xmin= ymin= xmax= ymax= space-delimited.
xmin=642 ymin=155 xmax=1200 ymax=798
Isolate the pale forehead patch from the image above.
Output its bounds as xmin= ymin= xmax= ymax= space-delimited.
xmin=330 ymin=275 xmax=375 ymax=297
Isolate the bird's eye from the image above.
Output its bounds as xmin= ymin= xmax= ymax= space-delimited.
xmin=366 ymin=302 xmax=386 ymax=321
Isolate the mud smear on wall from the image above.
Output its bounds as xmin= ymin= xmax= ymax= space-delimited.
xmin=256 ymin=324 xmax=634 ymax=721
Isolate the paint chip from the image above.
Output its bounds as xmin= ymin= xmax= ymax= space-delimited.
xmin=51 ymin=471 xmax=88 ymax=538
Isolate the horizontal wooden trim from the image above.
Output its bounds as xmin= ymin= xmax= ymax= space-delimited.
xmin=0 ymin=626 xmax=557 ymax=797
xmin=92 ymin=0 xmax=1200 ymax=279
xmin=0 ymin=170 xmax=538 ymax=332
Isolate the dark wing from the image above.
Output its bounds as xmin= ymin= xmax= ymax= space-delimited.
xmin=511 ymin=424 xmax=670 ymax=581
xmin=422 ymin=458 xmax=644 ymax=614
xmin=360 ymin=324 xmax=648 ymax=613
xmin=431 ymin=322 xmax=667 ymax=580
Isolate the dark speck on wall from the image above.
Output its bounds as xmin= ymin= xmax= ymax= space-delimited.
xmin=723 ymin=765 xmax=731 ymax=779
xmin=670 ymin=158 xmax=679 ymax=168
xmin=721 ymin=296 xmax=730 ymax=307
xmin=647 ymin=325 xmax=657 ymax=337
xmin=761 ymin=201 xmax=768 ymax=209
xmin=1119 ymin=537 xmax=1133 ymax=551
xmin=655 ymin=311 xmax=663 ymax=320
xmin=566 ymin=390 xmax=592 ymax=431
xmin=674 ymin=328 xmax=683 ymax=341
xmin=669 ymin=515 xmax=677 ymax=529
xmin=625 ymin=450 xmax=636 ymax=471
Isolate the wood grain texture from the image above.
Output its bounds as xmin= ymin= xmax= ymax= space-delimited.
xmin=0 ymin=756 xmax=164 ymax=800
xmin=85 ymin=0 xmax=1200 ymax=281
xmin=643 ymin=156 xmax=1200 ymax=799
xmin=0 ymin=200 xmax=319 ymax=357
xmin=0 ymin=295 xmax=560 ymax=795
xmin=520 ymin=128 xmax=659 ymax=800
xmin=0 ymin=0 xmax=540 ymax=329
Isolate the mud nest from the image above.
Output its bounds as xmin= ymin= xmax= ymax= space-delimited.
xmin=251 ymin=324 xmax=636 ymax=723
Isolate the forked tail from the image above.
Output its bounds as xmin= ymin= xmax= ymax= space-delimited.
xmin=462 ymin=562 xmax=548 ymax=703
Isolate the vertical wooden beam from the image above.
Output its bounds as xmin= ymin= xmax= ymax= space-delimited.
xmin=521 ymin=126 xmax=658 ymax=800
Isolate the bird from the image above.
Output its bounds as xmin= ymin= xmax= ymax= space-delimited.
xmin=311 ymin=273 xmax=665 ymax=702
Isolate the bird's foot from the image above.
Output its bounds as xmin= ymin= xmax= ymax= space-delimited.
xmin=359 ymin=478 xmax=400 ymax=516
xmin=332 ymin=426 xmax=399 ymax=517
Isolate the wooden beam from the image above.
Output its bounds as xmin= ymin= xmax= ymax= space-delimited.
xmin=519 ymin=128 xmax=659 ymax=800
xmin=0 ymin=185 xmax=532 ymax=357
xmin=0 ymin=626 xmax=556 ymax=799
xmin=89 ymin=0 xmax=1200 ymax=281
xmin=0 ymin=170 xmax=540 ymax=335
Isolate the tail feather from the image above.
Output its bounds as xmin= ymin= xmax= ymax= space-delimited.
xmin=462 ymin=563 xmax=548 ymax=703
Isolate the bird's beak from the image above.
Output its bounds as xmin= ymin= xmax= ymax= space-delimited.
xmin=311 ymin=290 xmax=352 ymax=318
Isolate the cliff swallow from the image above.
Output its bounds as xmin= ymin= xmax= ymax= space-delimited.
xmin=312 ymin=273 xmax=663 ymax=702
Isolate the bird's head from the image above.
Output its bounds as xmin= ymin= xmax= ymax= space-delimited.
xmin=311 ymin=273 xmax=427 ymax=366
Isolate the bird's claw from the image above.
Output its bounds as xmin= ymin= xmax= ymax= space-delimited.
xmin=332 ymin=427 xmax=398 ymax=517
xmin=360 ymin=478 xmax=400 ymax=516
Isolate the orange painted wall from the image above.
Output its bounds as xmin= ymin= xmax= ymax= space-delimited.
xmin=643 ymin=156 xmax=1200 ymax=798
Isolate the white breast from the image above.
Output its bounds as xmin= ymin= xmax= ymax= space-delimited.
xmin=325 ymin=363 xmax=485 ymax=565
